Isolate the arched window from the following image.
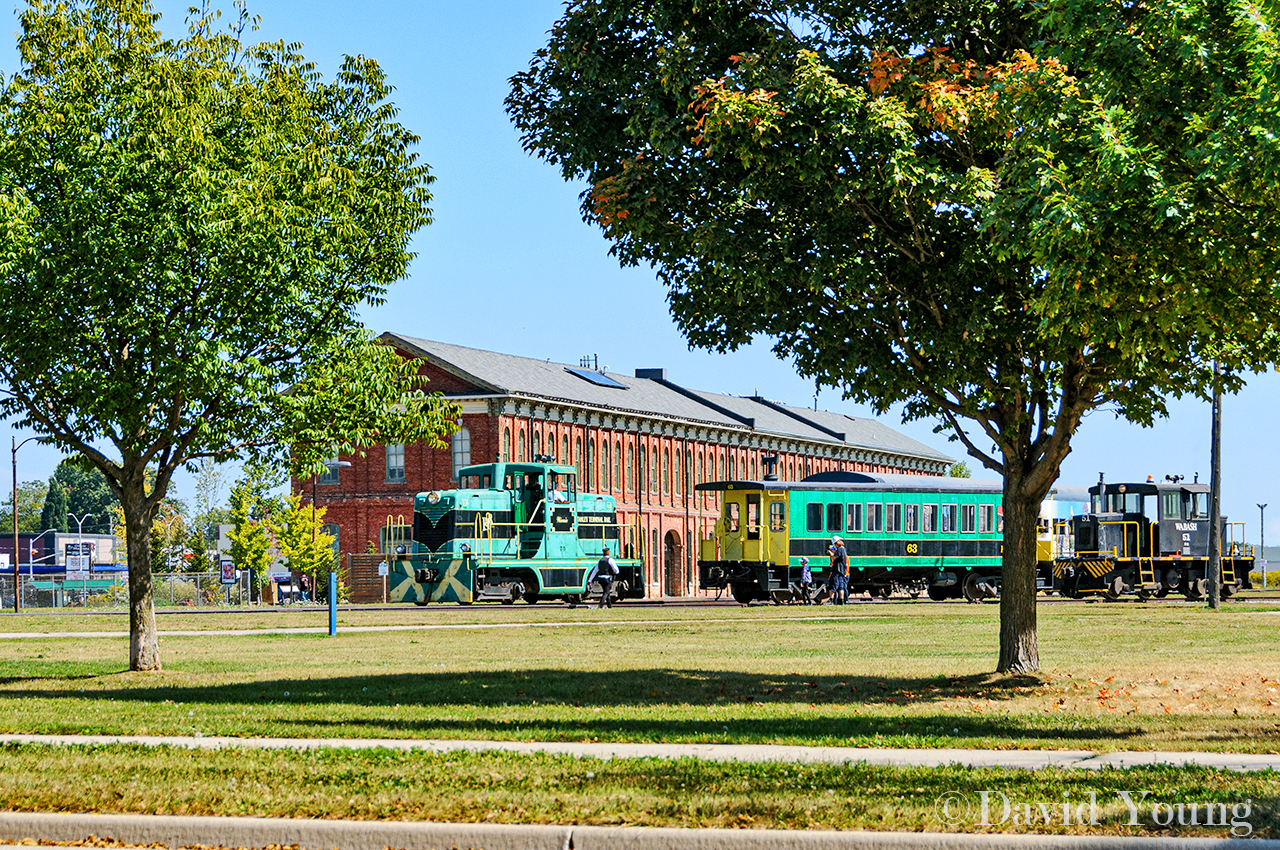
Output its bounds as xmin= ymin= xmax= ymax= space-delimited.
xmin=518 ymin=427 xmax=526 ymax=462
xmin=533 ymin=431 xmax=541 ymax=460
xmin=615 ymin=440 xmax=622 ymax=492
xmin=729 ymin=454 xmax=736 ymax=480
xmin=626 ymin=443 xmax=634 ymax=492
xmin=576 ymin=436 xmax=583 ymax=477
xmin=563 ymin=434 xmax=570 ymax=466
xmin=651 ymin=445 xmax=658 ymax=493
xmin=639 ymin=444 xmax=646 ymax=493
xmin=503 ymin=427 xmax=511 ymax=462
xmin=663 ymin=448 xmax=670 ymax=495
xmin=602 ymin=440 xmax=611 ymax=491
xmin=451 ymin=426 xmax=471 ymax=479
xmin=698 ymin=452 xmax=705 ymax=485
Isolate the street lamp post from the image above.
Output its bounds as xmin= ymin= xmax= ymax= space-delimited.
xmin=1260 ymin=503 xmax=1268 ymax=591
xmin=68 ymin=511 xmax=93 ymax=600
xmin=313 ymin=460 xmax=350 ymax=637
xmin=11 ymin=435 xmax=42 ymax=612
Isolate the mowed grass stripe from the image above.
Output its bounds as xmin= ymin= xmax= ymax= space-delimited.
xmin=0 ymin=604 xmax=1275 ymax=753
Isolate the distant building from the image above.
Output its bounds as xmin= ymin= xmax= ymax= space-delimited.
xmin=300 ymin=334 xmax=952 ymax=599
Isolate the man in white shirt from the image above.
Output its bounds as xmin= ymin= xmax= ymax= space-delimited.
xmin=588 ymin=546 xmax=620 ymax=607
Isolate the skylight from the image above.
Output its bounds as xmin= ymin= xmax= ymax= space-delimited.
xmin=565 ymin=367 xmax=626 ymax=389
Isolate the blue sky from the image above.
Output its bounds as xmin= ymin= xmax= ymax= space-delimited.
xmin=3 ymin=0 xmax=1278 ymax=545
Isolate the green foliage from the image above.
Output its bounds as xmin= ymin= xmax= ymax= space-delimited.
xmin=39 ymin=477 xmax=68 ymax=533
xmin=185 ymin=527 xmax=213 ymax=575
xmin=2 ymin=479 xmax=47 ymax=532
xmin=271 ymin=492 xmax=336 ymax=589
xmin=507 ymin=0 xmax=1280 ymax=672
xmin=54 ymin=458 xmax=119 ymax=535
xmin=0 ymin=0 xmax=452 ymax=668
xmin=947 ymin=461 xmax=971 ymax=479
xmin=228 ymin=470 xmax=275 ymax=598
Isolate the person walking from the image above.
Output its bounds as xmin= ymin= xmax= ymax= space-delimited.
xmin=299 ymin=573 xmax=311 ymax=603
xmin=798 ymin=556 xmax=813 ymax=605
xmin=588 ymin=546 xmax=620 ymax=608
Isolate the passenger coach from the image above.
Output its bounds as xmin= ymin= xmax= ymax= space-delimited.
xmin=696 ymin=471 xmax=1007 ymax=603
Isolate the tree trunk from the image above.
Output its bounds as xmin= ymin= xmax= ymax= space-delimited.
xmin=998 ymin=479 xmax=1042 ymax=674
xmin=121 ymin=474 xmax=161 ymax=671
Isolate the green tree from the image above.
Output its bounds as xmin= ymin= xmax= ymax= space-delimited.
xmin=948 ymin=462 xmax=972 ymax=480
xmin=3 ymin=479 xmax=47 ymax=533
xmin=54 ymin=458 xmax=119 ymax=535
xmin=185 ymin=527 xmax=213 ymax=575
xmin=0 ymin=0 xmax=457 ymax=669
xmin=39 ymin=477 xmax=68 ymax=534
xmin=228 ymin=476 xmax=274 ymax=602
xmin=508 ymin=0 xmax=1280 ymax=672
xmin=272 ymin=493 xmax=335 ymax=600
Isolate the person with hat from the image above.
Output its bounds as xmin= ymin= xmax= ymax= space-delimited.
xmin=798 ymin=556 xmax=814 ymax=605
xmin=829 ymin=535 xmax=849 ymax=604
xmin=588 ymin=545 xmax=620 ymax=608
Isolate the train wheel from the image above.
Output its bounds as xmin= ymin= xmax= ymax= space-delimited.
xmin=1184 ymin=578 xmax=1206 ymax=601
xmin=566 ymin=594 xmax=582 ymax=609
xmin=1135 ymin=587 xmax=1152 ymax=602
xmin=1222 ymin=583 xmax=1236 ymax=599
xmin=875 ymin=586 xmax=891 ymax=599
xmin=1103 ymin=576 xmax=1125 ymax=601
xmin=730 ymin=583 xmax=756 ymax=605
xmin=961 ymin=572 xmax=983 ymax=603
xmin=524 ymin=591 xmax=539 ymax=604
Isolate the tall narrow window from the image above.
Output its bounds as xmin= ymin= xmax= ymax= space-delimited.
xmin=450 ymin=428 xmax=471 ymax=479
xmin=615 ymin=441 xmax=622 ymax=491
xmin=639 ymin=445 xmax=646 ymax=493
xmin=563 ymin=434 xmax=570 ymax=465
xmin=385 ymin=443 xmax=405 ymax=484
xmin=663 ymin=448 xmax=670 ymax=495
xmin=576 ymin=436 xmax=582 ymax=475
xmin=651 ymin=445 xmax=658 ymax=493
xmin=533 ymin=431 xmax=541 ymax=460
xmin=627 ymin=443 xmax=634 ymax=492
xmin=518 ymin=427 xmax=526 ymax=462
xmin=502 ymin=428 xmax=511 ymax=462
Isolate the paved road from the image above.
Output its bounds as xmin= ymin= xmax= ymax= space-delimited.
xmin=2 ymin=733 xmax=1278 ymax=772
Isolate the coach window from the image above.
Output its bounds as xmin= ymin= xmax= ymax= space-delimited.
xmin=1162 ymin=491 xmax=1180 ymax=520
xmin=727 ymin=501 xmax=741 ymax=533
xmin=807 ymin=502 xmax=823 ymax=532
xmin=769 ymin=501 xmax=785 ymax=531
xmin=941 ymin=504 xmax=957 ymax=533
xmin=867 ymin=503 xmax=883 ymax=533
xmin=826 ymin=502 xmax=843 ymax=533
xmin=961 ymin=504 xmax=976 ymax=533
xmin=847 ymin=503 xmax=863 ymax=532
xmin=978 ymin=504 xmax=994 ymax=533
xmin=886 ymin=503 xmax=902 ymax=533
xmin=905 ymin=504 xmax=919 ymax=534
xmin=923 ymin=504 xmax=938 ymax=533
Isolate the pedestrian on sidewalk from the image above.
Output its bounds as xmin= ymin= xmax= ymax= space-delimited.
xmin=798 ymin=556 xmax=813 ymax=604
xmin=830 ymin=536 xmax=848 ymax=604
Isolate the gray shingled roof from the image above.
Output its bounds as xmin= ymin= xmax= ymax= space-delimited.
xmin=383 ymin=333 xmax=952 ymax=463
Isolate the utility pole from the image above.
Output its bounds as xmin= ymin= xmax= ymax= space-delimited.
xmin=1208 ymin=362 xmax=1222 ymax=610
xmin=1260 ymin=503 xmax=1268 ymax=591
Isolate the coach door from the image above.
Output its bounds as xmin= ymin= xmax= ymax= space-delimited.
xmin=764 ymin=492 xmax=789 ymax=565
xmin=722 ymin=491 xmax=745 ymax=562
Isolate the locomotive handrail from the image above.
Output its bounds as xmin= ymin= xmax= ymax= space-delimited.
xmin=1098 ymin=520 xmax=1144 ymax=559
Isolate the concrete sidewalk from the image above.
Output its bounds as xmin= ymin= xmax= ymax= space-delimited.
xmin=2 ymin=733 xmax=1278 ymax=772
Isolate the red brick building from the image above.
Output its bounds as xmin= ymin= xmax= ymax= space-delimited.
xmin=300 ymin=333 xmax=952 ymax=599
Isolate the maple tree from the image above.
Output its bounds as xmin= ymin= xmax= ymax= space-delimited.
xmin=0 ymin=0 xmax=456 ymax=670
xmin=509 ymin=0 xmax=1280 ymax=672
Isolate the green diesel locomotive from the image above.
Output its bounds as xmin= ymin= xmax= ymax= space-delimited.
xmin=384 ymin=459 xmax=645 ymax=606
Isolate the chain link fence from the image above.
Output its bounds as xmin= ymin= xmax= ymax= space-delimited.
xmin=0 ymin=571 xmax=256 ymax=610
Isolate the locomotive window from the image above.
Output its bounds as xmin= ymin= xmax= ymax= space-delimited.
xmin=1092 ymin=494 xmax=1104 ymax=514
xmin=847 ymin=503 xmax=863 ymax=532
xmin=747 ymin=495 xmax=761 ymax=540
xmin=886 ymin=503 xmax=902 ymax=533
xmin=1162 ymin=492 xmax=1181 ymax=519
xmin=867 ymin=503 xmax=884 ymax=533
xmin=905 ymin=504 xmax=919 ymax=533
xmin=941 ymin=504 xmax=957 ymax=533
xmin=726 ymin=501 xmax=740 ymax=533
xmin=960 ymin=504 xmax=976 ymax=533
xmin=826 ymin=503 xmax=843 ymax=533
xmin=922 ymin=504 xmax=938 ymax=533
xmin=769 ymin=501 xmax=786 ymax=531
xmin=806 ymin=503 xmax=823 ymax=532
xmin=1189 ymin=492 xmax=1208 ymax=519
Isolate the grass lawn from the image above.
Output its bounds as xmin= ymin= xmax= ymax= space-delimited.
xmin=0 ymin=601 xmax=1277 ymax=835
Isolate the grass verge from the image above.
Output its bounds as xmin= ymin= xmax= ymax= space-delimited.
xmin=0 ymin=744 xmax=1274 ymax=837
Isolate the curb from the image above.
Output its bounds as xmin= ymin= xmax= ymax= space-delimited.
xmin=0 ymin=812 xmax=1274 ymax=850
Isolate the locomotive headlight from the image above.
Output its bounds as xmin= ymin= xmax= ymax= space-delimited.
xmin=426 ymin=491 xmax=441 ymax=505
